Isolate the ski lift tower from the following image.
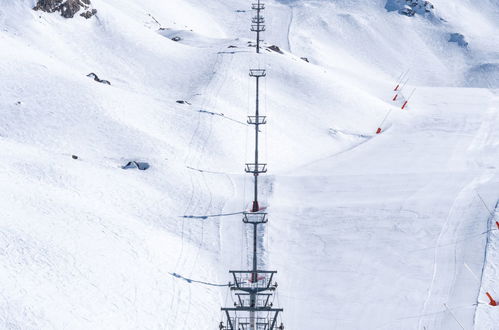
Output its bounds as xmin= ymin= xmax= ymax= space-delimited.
xmin=251 ymin=0 xmax=265 ymax=53
xmin=219 ymin=2 xmax=284 ymax=329
xmin=247 ymin=68 xmax=266 ymax=213
xmin=220 ymin=212 xmax=283 ymax=330
xmin=219 ymin=69 xmax=284 ymax=330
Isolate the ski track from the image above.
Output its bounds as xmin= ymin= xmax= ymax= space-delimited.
xmin=176 ymin=44 xmax=236 ymax=329
xmin=2 ymin=1 xmax=499 ymax=329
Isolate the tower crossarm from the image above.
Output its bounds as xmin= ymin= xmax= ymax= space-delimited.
xmin=252 ymin=16 xmax=265 ymax=23
xmin=229 ymin=270 xmax=277 ymax=291
xmin=221 ymin=307 xmax=283 ymax=313
xmin=249 ymin=69 xmax=266 ymax=77
xmin=251 ymin=25 xmax=266 ymax=33
xmin=245 ymin=163 xmax=267 ymax=174
xmin=235 ymin=293 xmax=273 ymax=308
xmin=247 ymin=115 xmax=267 ymax=125
xmin=251 ymin=3 xmax=265 ymax=10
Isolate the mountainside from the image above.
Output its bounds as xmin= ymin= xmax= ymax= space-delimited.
xmin=1 ymin=0 xmax=499 ymax=329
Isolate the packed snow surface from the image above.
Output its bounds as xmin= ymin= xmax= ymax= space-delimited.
xmin=1 ymin=0 xmax=499 ymax=329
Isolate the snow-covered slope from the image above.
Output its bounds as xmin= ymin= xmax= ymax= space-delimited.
xmin=1 ymin=0 xmax=498 ymax=329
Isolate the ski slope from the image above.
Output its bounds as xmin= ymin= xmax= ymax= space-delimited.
xmin=1 ymin=0 xmax=498 ymax=329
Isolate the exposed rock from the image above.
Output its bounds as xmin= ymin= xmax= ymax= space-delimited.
xmin=122 ymin=161 xmax=150 ymax=171
xmin=449 ymin=33 xmax=468 ymax=48
xmin=33 ymin=0 xmax=96 ymax=19
xmin=300 ymin=57 xmax=310 ymax=63
xmin=268 ymin=45 xmax=284 ymax=54
xmin=87 ymin=73 xmax=111 ymax=85
xmin=80 ymin=9 xmax=97 ymax=19
xmin=171 ymin=36 xmax=182 ymax=42
xmin=176 ymin=100 xmax=191 ymax=105
xmin=385 ymin=0 xmax=436 ymax=18
xmin=71 ymin=155 xmax=78 ymax=160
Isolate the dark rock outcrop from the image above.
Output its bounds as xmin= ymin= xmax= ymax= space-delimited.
xmin=87 ymin=73 xmax=111 ymax=85
xmin=33 ymin=0 xmax=97 ymax=19
xmin=449 ymin=33 xmax=469 ymax=48
xmin=385 ymin=0 xmax=435 ymax=18
xmin=268 ymin=45 xmax=284 ymax=54
xmin=122 ymin=161 xmax=150 ymax=171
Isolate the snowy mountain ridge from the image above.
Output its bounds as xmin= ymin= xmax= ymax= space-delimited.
xmin=1 ymin=0 xmax=499 ymax=329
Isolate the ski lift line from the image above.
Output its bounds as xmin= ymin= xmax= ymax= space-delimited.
xmin=169 ymin=272 xmax=231 ymax=287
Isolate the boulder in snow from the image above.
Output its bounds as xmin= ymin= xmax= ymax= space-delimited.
xmin=122 ymin=161 xmax=150 ymax=171
xmin=449 ymin=33 xmax=469 ymax=48
xmin=268 ymin=45 xmax=284 ymax=54
xmin=87 ymin=73 xmax=111 ymax=85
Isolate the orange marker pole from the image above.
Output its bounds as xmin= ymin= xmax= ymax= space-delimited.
xmin=394 ymin=70 xmax=410 ymax=91
xmin=376 ymin=109 xmax=393 ymax=135
xmin=486 ymin=292 xmax=497 ymax=306
xmin=399 ymin=77 xmax=410 ymax=93
xmin=401 ymin=88 xmax=416 ymax=110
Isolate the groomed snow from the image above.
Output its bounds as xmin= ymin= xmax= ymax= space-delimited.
xmin=1 ymin=0 xmax=498 ymax=329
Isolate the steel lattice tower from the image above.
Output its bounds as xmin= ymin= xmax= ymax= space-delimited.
xmin=251 ymin=0 xmax=265 ymax=53
xmin=219 ymin=2 xmax=284 ymax=329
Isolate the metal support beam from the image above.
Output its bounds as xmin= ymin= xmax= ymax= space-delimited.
xmin=220 ymin=2 xmax=284 ymax=328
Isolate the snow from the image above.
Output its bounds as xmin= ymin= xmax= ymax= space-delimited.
xmin=1 ymin=0 xmax=499 ymax=329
